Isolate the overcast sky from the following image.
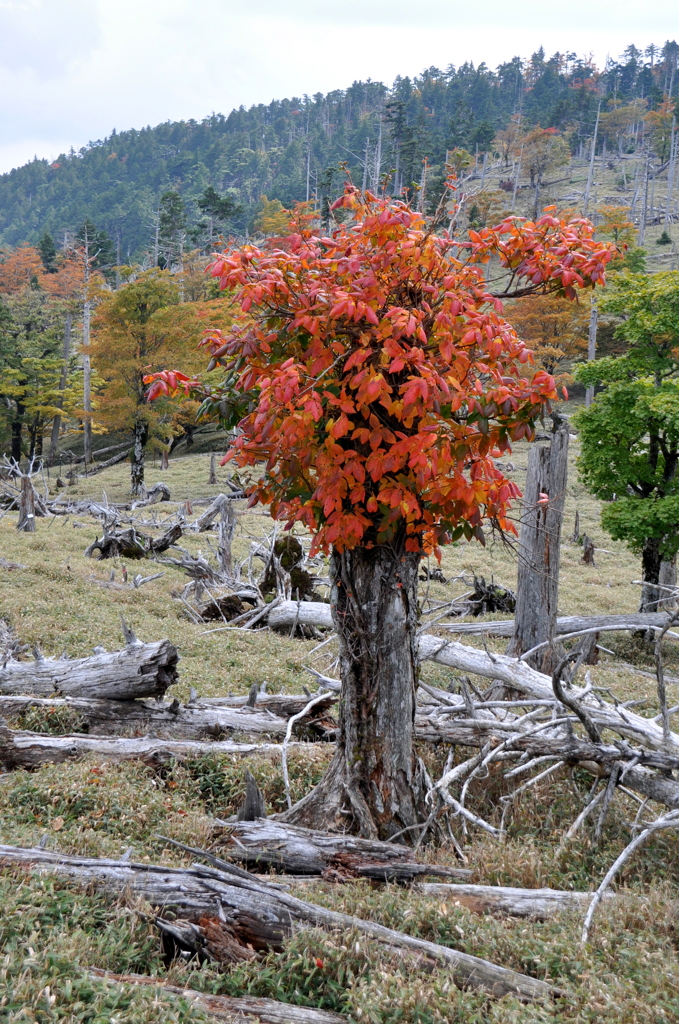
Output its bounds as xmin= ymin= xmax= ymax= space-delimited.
xmin=0 ymin=0 xmax=677 ymax=175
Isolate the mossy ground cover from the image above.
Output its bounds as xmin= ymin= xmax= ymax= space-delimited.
xmin=2 ymin=441 xmax=679 ymax=1022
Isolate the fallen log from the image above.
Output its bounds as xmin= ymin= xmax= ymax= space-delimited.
xmin=89 ymin=969 xmax=347 ymax=1024
xmin=211 ymin=819 xmax=468 ymax=882
xmin=0 ymin=630 xmax=178 ymax=704
xmin=439 ymin=613 xmax=672 ymax=638
xmin=0 ymin=635 xmax=179 ymax=701
xmin=0 ymin=694 xmax=336 ymax=741
xmin=0 ymin=724 xmax=314 ymax=771
xmin=0 ymin=844 xmax=558 ymax=1001
xmin=416 ymin=883 xmax=614 ymax=920
xmin=263 ymin=602 xmax=679 ymax=754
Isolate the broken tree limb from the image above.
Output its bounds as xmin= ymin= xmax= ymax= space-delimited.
xmin=210 ymin=819 xmax=468 ymax=882
xmin=0 ymin=637 xmax=178 ymax=700
xmin=0 ymin=844 xmax=559 ymax=1001
xmin=88 ymin=969 xmax=348 ymax=1024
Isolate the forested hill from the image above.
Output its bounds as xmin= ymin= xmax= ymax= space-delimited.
xmin=0 ymin=43 xmax=676 ymax=260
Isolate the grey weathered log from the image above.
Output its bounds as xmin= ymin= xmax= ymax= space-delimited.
xmin=415 ymin=883 xmax=615 ymax=920
xmin=0 ymin=723 xmax=313 ymax=770
xmin=192 ymin=493 xmax=231 ymax=532
xmin=436 ymin=613 xmax=673 ymax=637
xmin=89 ymin=969 xmax=347 ymax=1024
xmin=0 ymin=639 xmax=178 ymax=700
xmin=85 ymin=523 xmax=183 ymax=560
xmin=507 ymin=417 xmax=569 ymax=671
xmin=0 ymin=844 xmax=558 ymax=1001
xmin=211 ymin=819 xmax=467 ymax=882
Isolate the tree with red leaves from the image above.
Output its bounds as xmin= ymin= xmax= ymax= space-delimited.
xmin=148 ymin=186 xmax=616 ymax=838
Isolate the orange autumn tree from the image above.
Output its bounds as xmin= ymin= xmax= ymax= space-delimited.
xmin=149 ymin=187 xmax=616 ymax=838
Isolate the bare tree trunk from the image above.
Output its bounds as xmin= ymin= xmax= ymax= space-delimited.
xmin=48 ymin=311 xmax=72 ymax=464
xmin=209 ymin=452 xmax=217 ymax=485
xmin=660 ymin=555 xmax=677 ymax=609
xmin=82 ymin=271 xmax=92 ymax=465
xmin=585 ymin=296 xmax=598 ymax=408
xmin=640 ymin=537 xmax=663 ymax=612
xmin=16 ymin=474 xmax=36 ymax=532
xmin=160 ymin=448 xmax=169 ymax=471
xmin=218 ymin=498 xmax=237 ymax=574
xmin=130 ymin=418 xmax=148 ymax=496
xmin=285 ymin=542 xmax=424 ymax=839
xmin=508 ymin=417 xmax=569 ymax=671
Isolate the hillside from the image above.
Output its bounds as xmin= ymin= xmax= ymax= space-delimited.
xmin=0 ymin=43 xmax=675 ymax=259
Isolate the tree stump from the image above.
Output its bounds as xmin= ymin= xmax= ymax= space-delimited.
xmin=507 ymin=415 xmax=569 ymax=672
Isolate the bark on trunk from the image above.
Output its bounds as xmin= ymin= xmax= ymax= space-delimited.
xmin=285 ymin=543 xmax=424 ymax=839
xmin=131 ymin=418 xmax=148 ymax=496
xmin=508 ymin=417 xmax=569 ymax=671
xmin=16 ymin=475 xmax=36 ymax=532
xmin=640 ymin=536 xmax=663 ymax=612
xmin=0 ymin=638 xmax=178 ymax=700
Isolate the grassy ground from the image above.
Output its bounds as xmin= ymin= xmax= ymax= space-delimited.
xmin=2 ymin=439 xmax=679 ymax=1022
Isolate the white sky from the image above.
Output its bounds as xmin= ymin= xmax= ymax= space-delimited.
xmin=0 ymin=0 xmax=677 ymax=174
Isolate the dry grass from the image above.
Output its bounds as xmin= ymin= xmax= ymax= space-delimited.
xmin=3 ymin=432 xmax=679 ymax=1022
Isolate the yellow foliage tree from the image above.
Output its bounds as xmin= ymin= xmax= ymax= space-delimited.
xmin=506 ymin=293 xmax=589 ymax=384
xmin=254 ymin=196 xmax=292 ymax=238
xmin=91 ymin=269 xmax=230 ymax=493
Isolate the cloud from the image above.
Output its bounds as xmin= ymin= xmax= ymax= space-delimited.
xmin=0 ymin=0 xmax=100 ymax=75
xmin=0 ymin=0 xmax=677 ymax=173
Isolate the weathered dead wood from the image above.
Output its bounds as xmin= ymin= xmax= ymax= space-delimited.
xmin=0 ymin=844 xmax=558 ymax=1001
xmin=437 ymin=613 xmax=673 ymax=637
xmin=508 ymin=417 xmax=569 ymax=671
xmin=0 ymin=639 xmax=178 ymax=700
xmin=0 ymin=725 xmax=312 ymax=771
xmin=0 ymin=693 xmax=336 ymax=741
xmin=85 ymin=522 xmax=183 ymax=560
xmin=415 ymin=882 xmax=614 ymax=920
xmin=89 ymin=969 xmax=347 ymax=1024
xmin=211 ymin=820 xmax=468 ymax=882
xmin=0 ymin=637 xmax=178 ymax=700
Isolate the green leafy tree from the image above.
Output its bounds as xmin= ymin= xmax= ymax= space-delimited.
xmin=0 ymin=290 xmax=80 ymax=461
xmin=575 ymin=271 xmax=679 ymax=610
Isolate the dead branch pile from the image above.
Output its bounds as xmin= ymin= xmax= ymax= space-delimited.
xmin=85 ymin=522 xmax=183 ymax=560
xmin=0 ymin=842 xmax=558 ymax=1001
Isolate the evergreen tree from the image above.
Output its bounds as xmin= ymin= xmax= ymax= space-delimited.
xmin=37 ymin=232 xmax=58 ymax=274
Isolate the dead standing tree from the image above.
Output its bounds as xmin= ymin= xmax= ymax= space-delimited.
xmin=2 ymin=458 xmax=50 ymax=533
xmin=508 ymin=415 xmax=569 ymax=672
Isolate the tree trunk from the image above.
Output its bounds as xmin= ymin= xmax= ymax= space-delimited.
xmin=16 ymin=474 xmax=36 ymax=532
xmin=508 ymin=417 xmax=569 ymax=671
xmin=285 ymin=542 xmax=424 ymax=839
xmin=640 ymin=537 xmax=663 ymax=612
xmin=209 ymin=452 xmax=217 ymax=484
xmin=10 ymin=416 xmax=22 ymax=463
xmin=218 ymin=498 xmax=237 ymax=574
xmin=48 ymin=311 xmax=72 ymax=464
xmin=130 ymin=418 xmax=148 ymax=495
xmin=660 ymin=555 xmax=678 ymax=609
xmin=160 ymin=448 xmax=169 ymax=471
